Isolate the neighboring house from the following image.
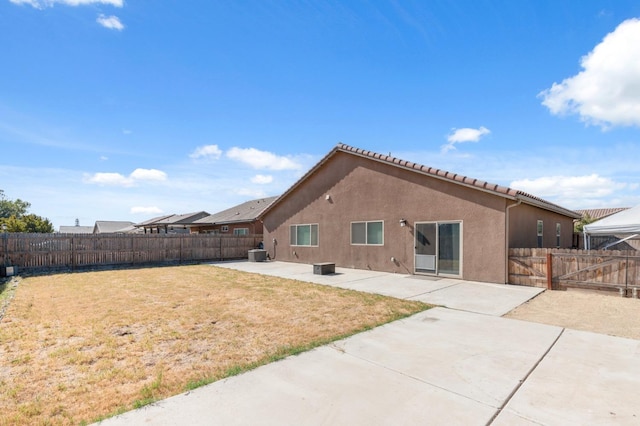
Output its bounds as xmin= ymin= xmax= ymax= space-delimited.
xmin=135 ymin=212 xmax=210 ymax=234
xmin=573 ymin=208 xmax=631 ymax=249
xmin=190 ymin=197 xmax=278 ymax=235
xmin=575 ymin=208 xmax=629 ymax=222
xmin=259 ymin=143 xmax=581 ymax=284
xmin=93 ymin=221 xmax=137 ymax=234
xmin=58 ymin=225 xmax=94 ymax=234
xmin=134 ymin=214 xmax=175 ymax=233
xmin=579 ymin=206 xmax=639 ymax=251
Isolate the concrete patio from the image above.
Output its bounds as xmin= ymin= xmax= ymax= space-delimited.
xmin=97 ymin=261 xmax=640 ymax=425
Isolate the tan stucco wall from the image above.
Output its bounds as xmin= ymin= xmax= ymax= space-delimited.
xmin=508 ymin=203 xmax=575 ymax=249
xmin=262 ymin=152 xmax=513 ymax=283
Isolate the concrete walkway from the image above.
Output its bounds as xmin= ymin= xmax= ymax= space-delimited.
xmin=98 ymin=261 xmax=640 ymax=425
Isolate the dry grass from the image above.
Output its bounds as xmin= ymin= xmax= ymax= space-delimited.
xmin=0 ymin=265 xmax=428 ymax=425
xmin=505 ymin=288 xmax=640 ymax=340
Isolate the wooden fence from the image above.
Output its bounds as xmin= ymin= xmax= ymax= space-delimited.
xmin=0 ymin=233 xmax=262 ymax=274
xmin=509 ymin=248 xmax=640 ymax=295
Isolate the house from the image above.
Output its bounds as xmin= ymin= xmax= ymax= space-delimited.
xmin=581 ymin=205 xmax=640 ymax=251
xmin=258 ymin=144 xmax=581 ymax=284
xmin=135 ymin=212 xmax=210 ymax=234
xmin=58 ymin=225 xmax=93 ymax=234
xmin=93 ymin=221 xmax=137 ymax=234
xmin=190 ymin=197 xmax=277 ymax=235
xmin=573 ymin=207 xmax=631 ymax=249
xmin=575 ymin=207 xmax=629 ymax=222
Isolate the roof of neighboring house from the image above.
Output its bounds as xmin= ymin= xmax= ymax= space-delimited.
xmin=575 ymin=208 xmax=630 ymax=221
xmin=194 ymin=197 xmax=278 ymax=225
xmin=135 ymin=214 xmax=175 ymax=226
xmin=155 ymin=211 xmax=210 ymax=225
xmin=58 ymin=226 xmax=94 ymax=234
xmin=93 ymin=221 xmax=136 ymax=234
xmin=260 ymin=143 xmax=582 ymax=219
xmin=135 ymin=212 xmax=210 ymax=228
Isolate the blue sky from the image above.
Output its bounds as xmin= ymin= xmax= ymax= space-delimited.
xmin=2 ymin=0 xmax=640 ymax=230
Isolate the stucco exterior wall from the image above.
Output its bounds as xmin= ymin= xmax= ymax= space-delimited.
xmin=262 ymin=152 xmax=511 ymax=283
xmin=508 ymin=203 xmax=575 ymax=249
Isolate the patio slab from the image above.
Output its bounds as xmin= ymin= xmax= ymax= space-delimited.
xmin=493 ymin=328 xmax=640 ymax=425
xmin=97 ymin=308 xmax=561 ymax=426
xmin=211 ymin=260 xmax=544 ymax=316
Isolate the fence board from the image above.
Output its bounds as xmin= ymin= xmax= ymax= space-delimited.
xmin=508 ymin=248 xmax=640 ymax=294
xmin=0 ymin=233 xmax=261 ymax=274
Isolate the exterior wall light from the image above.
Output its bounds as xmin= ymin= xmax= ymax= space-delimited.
xmin=399 ymin=219 xmax=407 ymax=227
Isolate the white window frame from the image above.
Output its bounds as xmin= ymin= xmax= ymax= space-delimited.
xmin=221 ymin=225 xmax=229 ymax=233
xmin=350 ymin=220 xmax=384 ymax=246
xmin=234 ymin=228 xmax=249 ymax=236
xmin=290 ymin=224 xmax=319 ymax=247
xmin=537 ymin=220 xmax=543 ymax=248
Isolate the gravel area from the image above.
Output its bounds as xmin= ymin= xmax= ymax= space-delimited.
xmin=504 ymin=288 xmax=640 ymax=340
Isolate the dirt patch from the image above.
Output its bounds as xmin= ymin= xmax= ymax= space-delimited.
xmin=0 ymin=265 xmax=429 ymax=425
xmin=505 ymin=288 xmax=640 ymax=340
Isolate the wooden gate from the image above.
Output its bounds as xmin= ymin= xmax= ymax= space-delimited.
xmin=508 ymin=248 xmax=640 ymax=295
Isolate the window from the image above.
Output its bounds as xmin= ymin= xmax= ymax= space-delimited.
xmin=221 ymin=225 xmax=229 ymax=233
xmin=537 ymin=220 xmax=543 ymax=248
xmin=290 ymin=224 xmax=318 ymax=246
xmin=556 ymin=223 xmax=561 ymax=248
xmin=351 ymin=221 xmax=384 ymax=245
xmin=234 ymin=228 xmax=249 ymax=236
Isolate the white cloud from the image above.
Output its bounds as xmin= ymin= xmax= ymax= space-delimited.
xmin=510 ymin=174 xmax=628 ymax=204
xmin=84 ymin=172 xmax=131 ymax=186
xmin=130 ymin=168 xmax=167 ymax=182
xmin=251 ymin=174 xmax=273 ymax=184
xmin=539 ymin=18 xmax=640 ymax=128
xmin=226 ymin=147 xmax=302 ymax=170
xmin=442 ymin=126 xmax=490 ymax=153
xmin=10 ymin=0 xmax=123 ymax=8
xmin=130 ymin=206 xmax=163 ymax=215
xmin=190 ymin=144 xmax=222 ymax=161
xmin=97 ymin=14 xmax=124 ymax=31
xmin=235 ymin=188 xmax=268 ymax=198
xmin=84 ymin=168 xmax=167 ymax=187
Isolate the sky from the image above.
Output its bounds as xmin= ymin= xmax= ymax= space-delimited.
xmin=2 ymin=0 xmax=640 ymax=231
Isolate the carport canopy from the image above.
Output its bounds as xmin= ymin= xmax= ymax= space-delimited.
xmin=583 ymin=204 xmax=640 ymax=249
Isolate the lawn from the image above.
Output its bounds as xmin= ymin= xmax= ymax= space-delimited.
xmin=0 ymin=265 xmax=429 ymax=425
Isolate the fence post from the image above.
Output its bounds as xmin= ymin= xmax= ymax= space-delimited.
xmin=71 ymin=236 xmax=75 ymax=271
xmin=546 ymin=252 xmax=553 ymax=290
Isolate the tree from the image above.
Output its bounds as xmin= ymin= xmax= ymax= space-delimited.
xmin=0 ymin=190 xmax=30 ymax=218
xmin=574 ymin=213 xmax=597 ymax=233
xmin=0 ymin=190 xmax=54 ymax=233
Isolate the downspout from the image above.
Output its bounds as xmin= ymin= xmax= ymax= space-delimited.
xmin=505 ymin=199 xmax=522 ymax=284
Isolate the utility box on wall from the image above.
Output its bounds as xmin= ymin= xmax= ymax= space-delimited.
xmin=1 ymin=266 xmax=17 ymax=277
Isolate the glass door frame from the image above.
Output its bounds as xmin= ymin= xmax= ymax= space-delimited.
xmin=414 ymin=220 xmax=463 ymax=278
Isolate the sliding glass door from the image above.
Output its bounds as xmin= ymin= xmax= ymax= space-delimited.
xmin=415 ymin=221 xmax=461 ymax=277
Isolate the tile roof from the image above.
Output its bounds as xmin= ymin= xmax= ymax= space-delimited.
xmin=260 ymin=143 xmax=582 ymax=219
xmin=575 ymin=207 xmax=630 ymax=221
xmin=194 ymin=197 xmax=278 ymax=225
